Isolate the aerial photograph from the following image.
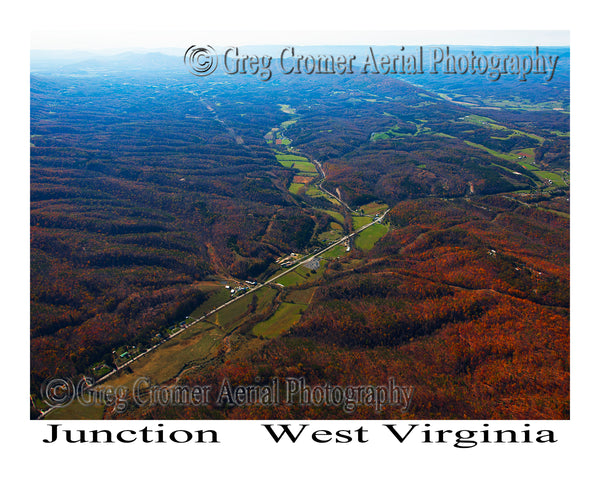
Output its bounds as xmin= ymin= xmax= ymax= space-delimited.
xmin=30 ymin=34 xmax=570 ymax=421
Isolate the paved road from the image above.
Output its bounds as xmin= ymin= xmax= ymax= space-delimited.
xmin=38 ymin=144 xmax=390 ymax=419
xmin=85 ymin=209 xmax=390 ymax=388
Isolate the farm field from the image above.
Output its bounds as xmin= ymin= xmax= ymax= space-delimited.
xmin=352 ymin=215 xmax=373 ymax=229
xmin=278 ymin=160 xmax=317 ymax=173
xmin=252 ymin=302 xmax=305 ymax=338
xmin=355 ymin=223 xmax=390 ymax=251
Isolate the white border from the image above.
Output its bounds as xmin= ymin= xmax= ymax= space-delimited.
xmin=4 ymin=1 xmax=597 ymax=477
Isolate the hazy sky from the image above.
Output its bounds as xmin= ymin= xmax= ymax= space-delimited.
xmin=31 ymin=30 xmax=569 ymax=51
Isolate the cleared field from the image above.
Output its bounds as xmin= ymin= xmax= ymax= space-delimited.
xmin=278 ymin=160 xmax=317 ymax=173
xmin=464 ymin=140 xmax=516 ymax=161
xmin=277 ymin=270 xmax=306 ymax=287
xmin=305 ymin=185 xmax=326 ymax=197
xmin=534 ymin=170 xmax=567 ymax=187
xmin=285 ymin=287 xmax=317 ymax=304
xmin=252 ymin=302 xmax=305 ymax=338
xmin=189 ymin=288 xmax=231 ymax=318
xmin=462 ymin=114 xmax=499 ymax=126
xmin=276 ymin=153 xmax=309 ymax=162
xmin=213 ymin=286 xmax=277 ymax=331
xmin=352 ymin=215 xmax=372 ymax=229
xmin=355 ymin=223 xmax=389 ymax=251
xmin=518 ymin=161 xmax=539 ymax=171
xmin=359 ymin=202 xmax=388 ymax=216
xmin=321 ymin=244 xmax=347 ymax=259
xmin=318 ymin=209 xmax=345 ymax=223
xmin=288 ymin=183 xmax=304 ymax=194
xmin=214 ymin=295 xmax=254 ymax=330
xmin=279 ymin=104 xmax=296 ymax=114
xmin=319 ymin=228 xmax=344 ymax=243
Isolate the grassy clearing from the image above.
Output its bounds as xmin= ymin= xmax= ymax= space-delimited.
xmin=463 ymin=115 xmax=545 ymax=145
xmin=352 ymin=215 xmax=372 ymax=229
xmin=279 ymin=104 xmax=296 ymax=114
xmin=189 ymin=288 xmax=231 ymax=318
xmin=319 ymin=229 xmax=344 ymax=243
xmin=304 ymin=186 xmax=340 ymax=205
xmin=318 ymin=209 xmax=345 ymax=223
xmin=285 ymin=287 xmax=317 ymax=304
xmin=518 ymin=161 xmax=539 ymax=171
xmin=277 ymin=270 xmax=306 ymax=287
xmin=276 ymin=153 xmax=309 ymax=162
xmin=464 ymin=141 xmax=517 ymax=161
xmin=358 ymin=202 xmax=388 ymax=216
xmin=305 ymin=185 xmax=326 ymax=197
xmin=371 ymin=126 xmax=413 ymax=141
xmin=278 ymin=160 xmax=316 ymax=173
xmin=252 ymin=302 xmax=305 ymax=338
xmin=355 ymin=223 xmax=389 ymax=251
xmin=213 ymin=286 xmax=277 ymax=331
xmin=214 ymin=295 xmax=254 ymax=330
xmin=321 ymin=244 xmax=347 ymax=259
xmin=533 ymin=170 xmax=567 ymax=187
xmin=462 ymin=114 xmax=499 ymax=126
xmin=280 ymin=119 xmax=297 ymax=128
xmin=288 ymin=183 xmax=304 ymax=194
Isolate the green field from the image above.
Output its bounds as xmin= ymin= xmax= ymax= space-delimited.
xmin=371 ymin=125 xmax=413 ymax=141
xmin=352 ymin=215 xmax=372 ymax=229
xmin=252 ymin=302 xmax=305 ymax=338
xmin=305 ymin=185 xmax=325 ymax=196
xmin=321 ymin=243 xmax=347 ymax=259
xmin=464 ymin=140 xmax=517 ymax=161
xmin=276 ymin=153 xmax=309 ymax=162
xmin=213 ymin=286 xmax=277 ymax=331
xmin=279 ymin=104 xmax=296 ymax=114
xmin=355 ymin=223 xmax=389 ymax=251
xmin=318 ymin=209 xmax=345 ymax=223
xmin=189 ymin=288 xmax=231 ymax=318
xmin=518 ymin=161 xmax=539 ymax=171
xmin=319 ymin=227 xmax=344 ymax=243
xmin=533 ymin=170 xmax=567 ymax=187
xmin=285 ymin=287 xmax=317 ymax=304
xmin=278 ymin=160 xmax=317 ymax=173
xmin=358 ymin=202 xmax=388 ymax=216
xmin=462 ymin=114 xmax=499 ymax=126
xmin=277 ymin=270 xmax=307 ymax=287
xmin=288 ymin=183 xmax=304 ymax=194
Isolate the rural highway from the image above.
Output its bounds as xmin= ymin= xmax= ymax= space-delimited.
xmin=37 ymin=139 xmax=390 ymax=419
xmin=94 ymin=141 xmax=390 ymax=384
xmin=82 ymin=209 xmax=390 ymax=389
